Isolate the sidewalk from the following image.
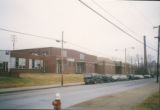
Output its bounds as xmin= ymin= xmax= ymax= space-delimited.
xmin=68 ymin=83 xmax=159 ymax=110
xmin=0 ymin=82 xmax=84 ymax=94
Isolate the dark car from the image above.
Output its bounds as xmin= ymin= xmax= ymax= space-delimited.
xmin=101 ymin=74 xmax=112 ymax=83
xmin=126 ymin=74 xmax=135 ymax=80
xmin=84 ymin=73 xmax=102 ymax=84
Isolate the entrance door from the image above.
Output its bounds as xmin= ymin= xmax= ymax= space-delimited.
xmin=57 ymin=60 xmax=61 ymax=73
xmin=76 ymin=62 xmax=86 ymax=73
xmin=2 ymin=62 xmax=8 ymax=72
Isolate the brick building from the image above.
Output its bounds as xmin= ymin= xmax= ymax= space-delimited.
xmin=97 ymin=57 xmax=115 ymax=74
xmin=10 ymin=47 xmax=97 ymax=74
xmin=0 ymin=47 xmax=133 ymax=75
xmin=114 ymin=61 xmax=131 ymax=74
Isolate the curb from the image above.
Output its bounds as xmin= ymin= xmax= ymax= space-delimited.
xmin=0 ymin=82 xmax=84 ymax=94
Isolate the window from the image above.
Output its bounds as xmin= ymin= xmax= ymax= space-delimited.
xmin=15 ymin=58 xmax=26 ymax=69
xmin=35 ymin=59 xmax=43 ymax=69
xmin=63 ymin=50 xmax=67 ymax=57
xmin=5 ymin=51 xmax=10 ymax=55
xmin=30 ymin=52 xmax=38 ymax=56
xmin=10 ymin=57 xmax=16 ymax=68
xmin=80 ymin=54 xmax=85 ymax=59
xmin=42 ymin=51 xmax=48 ymax=56
xmin=19 ymin=58 xmax=26 ymax=69
xmin=29 ymin=59 xmax=32 ymax=69
xmin=32 ymin=59 xmax=35 ymax=69
xmin=30 ymin=59 xmax=43 ymax=69
xmin=16 ymin=58 xmax=19 ymax=69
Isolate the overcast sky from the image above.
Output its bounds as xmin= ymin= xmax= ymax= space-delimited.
xmin=0 ymin=0 xmax=160 ymax=63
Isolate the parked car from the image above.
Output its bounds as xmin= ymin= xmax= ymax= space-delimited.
xmin=144 ymin=74 xmax=151 ymax=78
xmin=119 ymin=75 xmax=129 ymax=81
xmin=126 ymin=74 xmax=135 ymax=80
xmin=101 ymin=74 xmax=112 ymax=83
xmin=84 ymin=73 xmax=102 ymax=84
xmin=133 ymin=75 xmax=144 ymax=79
xmin=111 ymin=75 xmax=121 ymax=81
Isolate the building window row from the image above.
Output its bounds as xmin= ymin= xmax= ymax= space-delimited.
xmin=30 ymin=52 xmax=38 ymax=56
xmin=29 ymin=51 xmax=48 ymax=56
xmin=10 ymin=57 xmax=43 ymax=70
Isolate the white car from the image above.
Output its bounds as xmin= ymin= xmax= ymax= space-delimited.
xmin=144 ymin=75 xmax=151 ymax=78
xmin=119 ymin=75 xmax=128 ymax=80
xmin=134 ymin=75 xmax=144 ymax=79
xmin=112 ymin=75 xmax=121 ymax=81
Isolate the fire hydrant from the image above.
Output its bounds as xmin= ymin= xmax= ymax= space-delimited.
xmin=52 ymin=93 xmax=61 ymax=110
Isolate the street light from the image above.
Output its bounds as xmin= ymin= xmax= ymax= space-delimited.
xmin=125 ymin=47 xmax=135 ymax=74
xmin=11 ymin=35 xmax=16 ymax=50
xmin=56 ymin=31 xmax=64 ymax=86
xmin=115 ymin=47 xmax=135 ymax=74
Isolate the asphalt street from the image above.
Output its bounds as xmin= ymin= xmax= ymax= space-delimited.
xmin=0 ymin=78 xmax=156 ymax=109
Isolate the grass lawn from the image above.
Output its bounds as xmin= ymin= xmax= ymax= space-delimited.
xmin=0 ymin=73 xmax=84 ymax=88
xmin=134 ymin=92 xmax=159 ymax=110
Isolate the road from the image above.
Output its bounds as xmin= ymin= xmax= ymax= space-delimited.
xmin=0 ymin=78 xmax=156 ymax=109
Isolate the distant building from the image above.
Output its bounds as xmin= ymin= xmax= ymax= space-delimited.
xmin=10 ymin=47 xmax=97 ymax=74
xmin=97 ymin=57 xmax=115 ymax=74
xmin=114 ymin=61 xmax=131 ymax=74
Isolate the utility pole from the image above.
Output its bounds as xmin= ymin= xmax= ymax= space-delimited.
xmin=131 ymin=56 xmax=133 ymax=74
xmin=136 ymin=54 xmax=140 ymax=69
xmin=125 ymin=48 xmax=127 ymax=74
xmin=154 ymin=25 xmax=160 ymax=83
xmin=144 ymin=36 xmax=148 ymax=74
xmin=61 ymin=31 xmax=64 ymax=86
xmin=11 ymin=35 xmax=16 ymax=50
xmin=153 ymin=25 xmax=160 ymax=110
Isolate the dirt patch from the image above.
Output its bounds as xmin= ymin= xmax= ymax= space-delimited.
xmin=134 ymin=92 xmax=159 ymax=110
xmin=69 ymin=83 xmax=159 ymax=110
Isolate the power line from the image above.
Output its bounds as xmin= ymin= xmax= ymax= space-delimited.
xmin=91 ymin=0 xmax=138 ymax=36
xmin=0 ymin=27 xmax=110 ymax=58
xmin=66 ymin=41 xmax=109 ymax=57
xmin=78 ymin=0 xmax=157 ymax=52
xmin=0 ymin=27 xmax=58 ymax=41
xmin=92 ymin=0 xmax=156 ymax=50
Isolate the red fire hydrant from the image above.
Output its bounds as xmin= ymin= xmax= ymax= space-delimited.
xmin=52 ymin=93 xmax=61 ymax=110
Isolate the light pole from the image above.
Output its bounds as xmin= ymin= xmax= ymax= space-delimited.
xmin=11 ymin=35 xmax=16 ymax=50
xmin=61 ymin=31 xmax=64 ymax=86
xmin=56 ymin=31 xmax=64 ymax=86
xmin=125 ymin=47 xmax=135 ymax=74
xmin=115 ymin=47 xmax=134 ymax=74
